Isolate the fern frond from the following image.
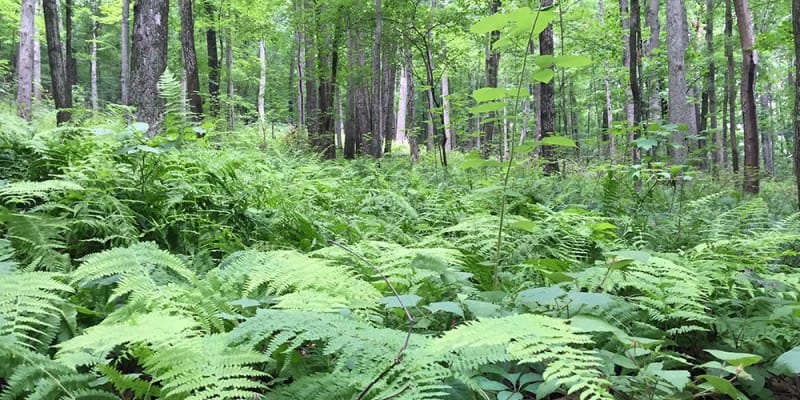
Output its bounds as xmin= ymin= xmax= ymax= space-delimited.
xmin=0 ymin=271 xmax=72 ymax=351
xmin=218 ymin=250 xmax=381 ymax=312
xmin=0 ymin=179 xmax=83 ymax=207
xmin=71 ymin=242 xmax=196 ymax=304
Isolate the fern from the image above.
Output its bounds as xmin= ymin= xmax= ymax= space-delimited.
xmin=71 ymin=242 xmax=197 ymax=304
xmin=0 ymin=271 xmax=73 ymax=351
xmin=0 ymin=179 xmax=84 ymax=207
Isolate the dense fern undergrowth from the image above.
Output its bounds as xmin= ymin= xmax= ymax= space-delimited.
xmin=2 ymin=113 xmax=800 ymax=400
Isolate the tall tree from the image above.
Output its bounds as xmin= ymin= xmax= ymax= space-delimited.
xmin=129 ymin=0 xmax=169 ymax=137
xmin=665 ymin=0 xmax=696 ymax=164
xmin=370 ymin=0 xmax=384 ymax=157
xmin=539 ymin=0 xmax=558 ymax=174
xmin=258 ymin=38 xmax=267 ymax=132
xmin=733 ymin=0 xmax=759 ymax=194
xmin=205 ymin=1 xmax=220 ymax=116
xmin=793 ymin=0 xmax=800 ymax=207
xmin=65 ymin=0 xmax=77 ymax=87
xmin=15 ymin=0 xmax=36 ymax=121
xmin=725 ymin=0 xmax=739 ymax=172
xmin=344 ymin=29 xmax=369 ymax=159
xmin=598 ymin=0 xmax=614 ymax=156
xmin=629 ymin=0 xmax=642 ymax=164
xmin=482 ymin=0 xmax=501 ymax=159
xmin=42 ymin=0 xmax=72 ymax=124
xmin=121 ymin=0 xmax=130 ymax=105
xmin=706 ymin=0 xmax=722 ymax=170
xmin=181 ymin=0 xmax=203 ymax=119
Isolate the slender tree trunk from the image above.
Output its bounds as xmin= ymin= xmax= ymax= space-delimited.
xmin=396 ymin=52 xmax=410 ymax=144
xmin=666 ymin=0 xmax=696 ymax=164
xmin=181 ymin=0 xmax=203 ymax=120
xmin=599 ymin=0 xmax=614 ymax=157
xmin=226 ymin=25 xmax=234 ymax=131
xmin=382 ymin=54 xmax=397 ymax=154
xmin=539 ymin=0 xmax=558 ymax=174
xmin=645 ymin=0 xmax=661 ymax=124
xmin=257 ymin=38 xmax=267 ymax=133
xmin=129 ymin=0 xmax=169 ymax=136
xmin=370 ymin=0 xmax=384 ymax=157
xmin=16 ymin=0 xmax=35 ymax=121
xmin=335 ymin=86 xmax=343 ymax=148
xmin=733 ymin=0 xmax=759 ymax=194
xmin=206 ymin=1 xmax=220 ymax=116
xmin=793 ymin=0 xmax=800 ymax=208
xmin=620 ymin=0 xmax=634 ymax=130
xmin=121 ymin=0 xmax=130 ymax=105
xmin=759 ymin=92 xmax=775 ymax=177
xmin=406 ymin=52 xmax=419 ymax=163
xmin=314 ymin=29 xmax=339 ymax=159
xmin=442 ymin=72 xmax=453 ymax=151
xmin=295 ymin=24 xmax=305 ymax=128
xmin=43 ymin=0 xmax=72 ymax=125
xmin=65 ymin=0 xmax=77 ymax=87
xmin=629 ymin=0 xmax=642 ymax=164
xmin=707 ymin=0 xmax=722 ymax=171
xmin=725 ymin=0 xmax=739 ymax=173
xmin=482 ymin=0 xmax=501 ymax=159
xmin=344 ymin=30 xmax=369 ymax=159
xmin=90 ymin=0 xmax=99 ymax=112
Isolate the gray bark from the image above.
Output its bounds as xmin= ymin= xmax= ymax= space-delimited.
xmin=91 ymin=0 xmax=99 ymax=112
xmin=258 ymin=38 xmax=267 ymax=130
xmin=181 ymin=0 xmax=203 ymax=119
xmin=733 ymin=0 xmax=759 ymax=193
xmin=121 ymin=0 xmax=130 ymax=104
xmin=16 ymin=0 xmax=35 ymax=120
xmin=130 ymin=0 xmax=169 ymax=136
xmin=666 ymin=0 xmax=696 ymax=163
xmin=43 ymin=0 xmax=72 ymax=124
xmin=793 ymin=0 xmax=800 ymax=207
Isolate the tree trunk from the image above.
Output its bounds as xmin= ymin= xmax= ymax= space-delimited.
xmin=645 ymin=0 xmax=661 ymax=124
xmin=406 ymin=52 xmax=419 ymax=164
xmin=733 ymin=0 xmax=759 ymax=194
xmin=344 ymin=30 xmax=369 ymax=159
xmin=65 ymin=0 xmax=77 ymax=87
xmin=33 ymin=21 xmax=41 ymax=102
xmin=226 ymin=26 xmax=234 ymax=131
xmin=314 ymin=29 xmax=339 ymax=159
xmin=759 ymin=92 xmax=775 ymax=177
xmin=539 ymin=0 xmax=558 ymax=174
xmin=620 ymin=0 xmax=635 ymax=136
xmin=725 ymin=0 xmax=739 ymax=173
xmin=396 ymin=52 xmax=410 ymax=144
xmin=793 ymin=0 xmax=800 ymax=208
xmin=482 ymin=0 xmax=501 ymax=159
xmin=258 ymin=38 xmax=267 ymax=132
xmin=121 ymin=0 xmax=130 ymax=105
xmin=382 ymin=55 xmax=397 ymax=154
xmin=90 ymin=0 xmax=99 ymax=112
xmin=130 ymin=0 xmax=169 ymax=137
xmin=181 ymin=0 xmax=203 ymax=120
xmin=370 ymin=0 xmax=384 ymax=157
xmin=205 ymin=1 xmax=220 ymax=116
xmin=666 ymin=0 xmax=696 ymax=164
xmin=16 ymin=0 xmax=35 ymax=121
xmin=600 ymin=0 xmax=614 ymax=156
xmin=43 ymin=0 xmax=72 ymax=125
xmin=707 ymin=0 xmax=722 ymax=171
xmin=442 ymin=72 xmax=453 ymax=151
xmin=629 ymin=0 xmax=642 ymax=165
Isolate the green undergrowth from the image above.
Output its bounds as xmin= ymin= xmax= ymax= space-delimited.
xmin=2 ymin=115 xmax=800 ymax=399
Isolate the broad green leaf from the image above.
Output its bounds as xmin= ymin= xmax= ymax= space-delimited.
xmin=554 ymin=54 xmax=592 ymax=68
xmin=510 ymin=219 xmax=537 ymax=232
xmin=498 ymin=391 xmax=523 ymax=400
xmin=540 ymin=136 xmax=577 ymax=147
xmin=698 ymin=375 xmax=748 ymax=399
xmin=379 ymin=294 xmax=422 ymax=309
xmin=705 ymin=349 xmax=763 ymax=367
xmin=425 ymin=301 xmax=464 ymax=318
xmin=774 ymin=346 xmax=800 ymax=375
xmin=566 ymin=292 xmax=614 ymax=308
xmin=471 ymin=12 xmax=511 ymax=34
xmin=477 ymin=377 xmax=508 ymax=391
xmin=464 ymin=300 xmax=503 ymax=318
xmin=608 ymin=250 xmax=650 ymax=264
xmin=570 ymin=314 xmax=624 ymax=334
xmin=518 ymin=286 xmax=566 ymax=305
xmin=534 ymin=55 xmax=555 ymax=69
xmin=469 ymin=101 xmax=506 ymax=114
xmin=633 ymin=137 xmax=658 ymax=150
xmin=130 ymin=122 xmax=149 ymax=133
xmin=472 ymin=87 xmax=509 ymax=102
xmin=531 ymin=68 xmax=554 ymax=83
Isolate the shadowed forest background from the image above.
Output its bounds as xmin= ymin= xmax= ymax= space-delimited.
xmin=3 ymin=0 xmax=800 ymax=399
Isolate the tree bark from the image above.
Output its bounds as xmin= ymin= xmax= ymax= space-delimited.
xmin=225 ymin=25 xmax=234 ymax=131
xmin=707 ymin=0 xmax=722 ymax=171
xmin=396 ymin=52 xmax=410 ymax=145
xmin=121 ymin=0 xmax=130 ymax=105
xmin=539 ymin=0 xmax=558 ymax=174
xmin=405 ymin=52 xmax=419 ymax=163
xmin=644 ymin=0 xmax=661 ymax=126
xmin=205 ymin=1 xmax=220 ymax=116
xmin=382 ymin=54 xmax=397 ymax=154
xmin=258 ymin=38 xmax=267 ymax=131
xmin=43 ymin=0 xmax=72 ymax=125
xmin=33 ymin=20 xmax=41 ymax=102
xmin=599 ymin=0 xmax=614 ymax=156
xmin=65 ymin=0 xmax=77 ymax=87
xmin=130 ymin=0 xmax=169 ymax=137
xmin=370 ymin=0 xmax=384 ymax=157
xmin=666 ymin=0 xmax=696 ymax=164
xmin=482 ymin=0 xmax=501 ymax=159
xmin=793 ymin=0 xmax=800 ymax=208
xmin=442 ymin=72 xmax=453 ymax=151
xmin=733 ymin=0 xmax=759 ymax=194
xmin=629 ymin=0 xmax=642 ymax=164
xmin=759 ymin=92 xmax=775 ymax=177
xmin=181 ymin=0 xmax=203 ymax=120
xmin=344 ymin=30 xmax=369 ymax=159
xmin=16 ymin=0 xmax=36 ymax=121
xmin=725 ymin=0 xmax=739 ymax=173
